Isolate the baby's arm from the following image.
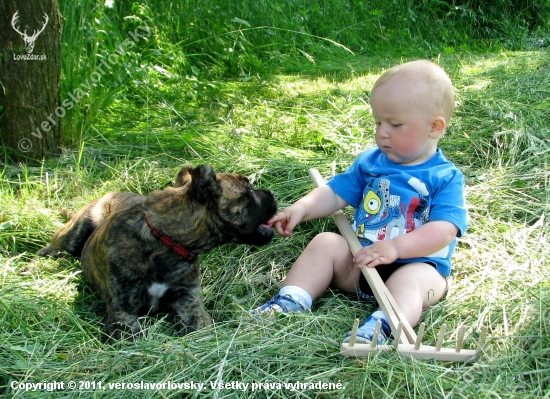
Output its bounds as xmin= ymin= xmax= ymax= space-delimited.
xmin=269 ymin=185 xmax=348 ymax=237
xmin=353 ymin=220 xmax=458 ymax=268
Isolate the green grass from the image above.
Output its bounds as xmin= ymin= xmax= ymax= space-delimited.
xmin=1 ymin=49 xmax=549 ymax=398
xmin=53 ymin=0 xmax=549 ymax=147
xmin=1 ymin=1 xmax=550 ymax=398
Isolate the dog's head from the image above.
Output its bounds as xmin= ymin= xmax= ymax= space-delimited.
xmin=176 ymin=165 xmax=278 ymax=246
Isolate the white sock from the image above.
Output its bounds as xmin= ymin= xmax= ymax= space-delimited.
xmin=280 ymin=286 xmax=313 ymax=310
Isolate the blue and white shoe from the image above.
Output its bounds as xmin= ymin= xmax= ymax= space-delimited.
xmin=251 ymin=294 xmax=309 ymax=316
xmin=342 ymin=315 xmax=392 ymax=345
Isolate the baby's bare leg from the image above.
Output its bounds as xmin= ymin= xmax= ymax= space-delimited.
xmin=384 ymin=262 xmax=447 ymax=326
xmin=283 ymin=232 xmax=361 ymax=299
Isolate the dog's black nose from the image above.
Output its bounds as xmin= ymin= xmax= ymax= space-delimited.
xmin=258 ymin=224 xmax=275 ymax=238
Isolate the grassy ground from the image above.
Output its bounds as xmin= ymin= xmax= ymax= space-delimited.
xmin=1 ymin=49 xmax=549 ymax=398
xmin=1 ymin=1 xmax=550 ymax=397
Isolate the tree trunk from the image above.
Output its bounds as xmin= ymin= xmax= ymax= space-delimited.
xmin=0 ymin=0 xmax=62 ymax=162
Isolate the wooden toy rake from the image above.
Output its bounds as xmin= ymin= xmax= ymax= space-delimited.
xmin=309 ymin=168 xmax=487 ymax=362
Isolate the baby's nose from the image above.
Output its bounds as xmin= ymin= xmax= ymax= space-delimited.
xmin=376 ymin=126 xmax=390 ymax=138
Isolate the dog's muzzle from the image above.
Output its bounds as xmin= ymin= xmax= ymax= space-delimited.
xmin=257 ymin=224 xmax=274 ymax=238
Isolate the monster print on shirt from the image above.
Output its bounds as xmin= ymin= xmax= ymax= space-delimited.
xmin=353 ymin=177 xmax=430 ymax=244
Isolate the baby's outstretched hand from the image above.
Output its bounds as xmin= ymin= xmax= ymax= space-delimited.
xmin=268 ymin=204 xmax=306 ymax=237
xmin=353 ymin=240 xmax=399 ymax=268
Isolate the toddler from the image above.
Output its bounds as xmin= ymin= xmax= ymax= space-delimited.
xmin=253 ymin=60 xmax=468 ymax=344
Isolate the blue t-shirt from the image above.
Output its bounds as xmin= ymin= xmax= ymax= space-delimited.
xmin=327 ymin=147 xmax=468 ymax=277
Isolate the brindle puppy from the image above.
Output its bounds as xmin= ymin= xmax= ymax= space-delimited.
xmin=37 ymin=165 xmax=277 ymax=339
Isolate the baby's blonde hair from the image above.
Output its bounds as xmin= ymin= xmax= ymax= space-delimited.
xmin=372 ymin=60 xmax=455 ymax=123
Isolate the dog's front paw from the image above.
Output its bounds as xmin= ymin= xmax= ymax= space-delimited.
xmin=171 ymin=296 xmax=213 ymax=335
xmin=107 ymin=312 xmax=140 ymax=340
xmin=196 ymin=308 xmax=213 ymax=329
xmin=36 ymin=245 xmax=62 ymax=257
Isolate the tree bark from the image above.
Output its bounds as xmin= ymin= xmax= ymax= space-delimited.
xmin=0 ymin=0 xmax=62 ymax=162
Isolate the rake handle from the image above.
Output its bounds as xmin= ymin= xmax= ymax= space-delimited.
xmin=308 ymin=168 xmax=417 ymax=344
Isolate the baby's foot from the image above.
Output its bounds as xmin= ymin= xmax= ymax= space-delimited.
xmin=342 ymin=315 xmax=392 ymax=345
xmin=250 ymin=294 xmax=309 ymax=316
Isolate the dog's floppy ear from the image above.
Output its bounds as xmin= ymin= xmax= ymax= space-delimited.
xmin=191 ymin=164 xmax=222 ymax=201
xmin=174 ymin=166 xmax=194 ymax=187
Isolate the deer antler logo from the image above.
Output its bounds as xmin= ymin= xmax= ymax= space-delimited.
xmin=11 ymin=11 xmax=49 ymax=54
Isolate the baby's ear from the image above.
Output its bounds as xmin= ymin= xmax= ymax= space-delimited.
xmin=430 ymin=116 xmax=446 ymax=138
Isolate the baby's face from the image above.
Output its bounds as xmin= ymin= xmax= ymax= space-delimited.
xmin=370 ymin=77 xmax=440 ymax=166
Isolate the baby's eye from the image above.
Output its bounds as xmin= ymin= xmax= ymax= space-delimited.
xmin=391 ymin=123 xmax=402 ymax=127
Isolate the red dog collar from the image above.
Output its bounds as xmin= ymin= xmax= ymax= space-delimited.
xmin=144 ymin=213 xmax=197 ymax=262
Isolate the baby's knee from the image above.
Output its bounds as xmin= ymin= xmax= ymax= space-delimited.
xmin=309 ymin=232 xmax=348 ymax=250
xmin=307 ymin=232 xmax=353 ymax=267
